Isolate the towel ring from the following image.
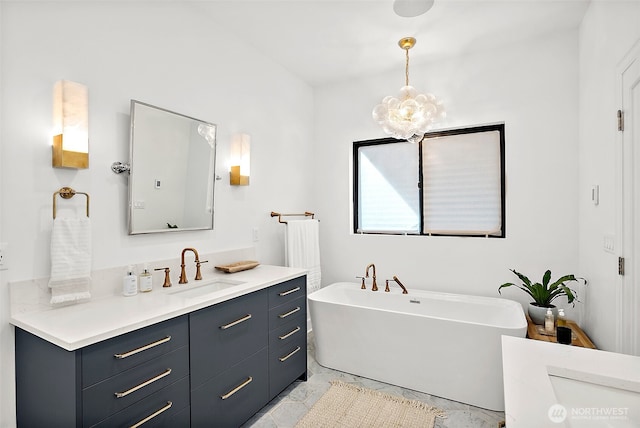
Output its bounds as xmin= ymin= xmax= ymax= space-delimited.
xmin=53 ymin=187 xmax=90 ymax=219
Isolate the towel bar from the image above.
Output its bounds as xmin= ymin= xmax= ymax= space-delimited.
xmin=53 ymin=187 xmax=90 ymax=219
xmin=270 ymin=211 xmax=314 ymax=224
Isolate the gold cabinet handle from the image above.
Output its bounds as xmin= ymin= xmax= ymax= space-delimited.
xmin=129 ymin=401 xmax=173 ymax=428
xmin=279 ymin=346 xmax=301 ymax=362
xmin=278 ymin=306 xmax=300 ymax=319
xmin=220 ymin=376 xmax=253 ymax=400
xmin=114 ymin=336 xmax=172 ymax=359
xmin=115 ymin=368 xmax=172 ymax=398
xmin=220 ymin=314 xmax=252 ymax=330
xmin=279 ymin=286 xmax=301 ymax=297
xmin=279 ymin=326 xmax=301 ymax=340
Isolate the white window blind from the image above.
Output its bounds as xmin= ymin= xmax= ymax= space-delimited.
xmin=421 ymin=130 xmax=502 ymax=236
xmin=357 ymin=142 xmax=419 ymax=233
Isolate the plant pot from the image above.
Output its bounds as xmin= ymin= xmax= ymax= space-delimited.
xmin=528 ymin=303 xmax=557 ymax=325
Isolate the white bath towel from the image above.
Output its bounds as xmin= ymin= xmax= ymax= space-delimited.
xmin=286 ymin=219 xmax=321 ymax=294
xmin=48 ymin=217 xmax=92 ymax=304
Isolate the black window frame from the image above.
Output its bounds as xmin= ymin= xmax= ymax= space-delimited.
xmin=353 ymin=123 xmax=506 ymax=238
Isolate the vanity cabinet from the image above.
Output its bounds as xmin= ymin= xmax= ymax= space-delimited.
xmin=267 ymin=277 xmax=308 ymax=399
xmin=190 ymin=276 xmax=307 ymax=427
xmin=190 ymin=289 xmax=269 ymax=427
xmin=15 ymin=274 xmax=307 ymax=428
xmin=16 ymin=315 xmax=190 ymax=428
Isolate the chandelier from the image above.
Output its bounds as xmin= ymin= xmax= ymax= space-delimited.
xmin=372 ymin=37 xmax=444 ymax=143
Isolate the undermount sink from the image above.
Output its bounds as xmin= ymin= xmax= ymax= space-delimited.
xmin=169 ymin=279 xmax=245 ymax=299
xmin=547 ymin=366 xmax=640 ymax=427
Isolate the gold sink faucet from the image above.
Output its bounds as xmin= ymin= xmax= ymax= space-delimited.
xmin=179 ymin=248 xmax=208 ymax=284
xmin=365 ymin=263 xmax=378 ymax=291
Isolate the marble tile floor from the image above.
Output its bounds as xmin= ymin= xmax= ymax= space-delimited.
xmin=243 ymin=333 xmax=505 ymax=428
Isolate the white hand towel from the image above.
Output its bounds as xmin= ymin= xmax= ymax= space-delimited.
xmin=285 ymin=219 xmax=321 ymax=293
xmin=48 ymin=217 xmax=92 ymax=304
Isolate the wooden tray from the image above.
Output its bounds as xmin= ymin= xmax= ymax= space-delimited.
xmin=215 ymin=260 xmax=260 ymax=273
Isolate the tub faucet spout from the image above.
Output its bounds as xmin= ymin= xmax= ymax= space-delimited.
xmin=385 ymin=275 xmax=408 ymax=294
xmin=365 ymin=263 xmax=378 ymax=291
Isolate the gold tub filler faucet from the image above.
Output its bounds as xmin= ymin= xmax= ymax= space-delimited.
xmin=179 ymin=247 xmax=208 ymax=284
xmin=385 ymin=276 xmax=409 ymax=294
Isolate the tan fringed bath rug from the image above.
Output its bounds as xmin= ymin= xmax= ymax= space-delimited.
xmin=296 ymin=380 xmax=446 ymax=427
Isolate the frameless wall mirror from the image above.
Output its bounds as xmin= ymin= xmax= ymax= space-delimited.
xmin=127 ymin=100 xmax=217 ymax=234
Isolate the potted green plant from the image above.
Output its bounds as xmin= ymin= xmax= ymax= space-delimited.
xmin=498 ymin=269 xmax=585 ymax=325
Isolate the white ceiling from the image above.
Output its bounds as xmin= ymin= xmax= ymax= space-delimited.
xmin=193 ymin=0 xmax=590 ymax=86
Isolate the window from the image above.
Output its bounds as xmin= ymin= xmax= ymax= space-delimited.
xmin=353 ymin=123 xmax=505 ymax=237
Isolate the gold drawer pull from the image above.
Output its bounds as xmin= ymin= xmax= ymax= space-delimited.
xmin=220 ymin=376 xmax=253 ymax=400
xmin=220 ymin=314 xmax=252 ymax=330
xmin=279 ymin=286 xmax=301 ymax=297
xmin=115 ymin=368 xmax=172 ymax=398
xmin=278 ymin=306 xmax=300 ymax=319
xmin=279 ymin=326 xmax=301 ymax=340
xmin=114 ymin=336 xmax=172 ymax=359
xmin=279 ymin=346 xmax=301 ymax=362
xmin=129 ymin=401 xmax=173 ymax=428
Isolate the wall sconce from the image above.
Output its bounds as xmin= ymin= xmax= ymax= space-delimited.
xmin=52 ymin=80 xmax=89 ymax=169
xmin=230 ymin=133 xmax=250 ymax=186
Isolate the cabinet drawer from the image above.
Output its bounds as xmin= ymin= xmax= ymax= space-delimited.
xmin=269 ymin=339 xmax=307 ymax=400
xmin=91 ymin=376 xmax=190 ymax=428
xmin=190 ymin=289 xmax=268 ymax=387
xmin=267 ymin=276 xmax=306 ymax=308
xmin=269 ymin=296 xmax=306 ymax=332
xmin=269 ymin=316 xmax=305 ymax=356
xmin=191 ymin=348 xmax=269 ymax=428
xmin=82 ymin=316 xmax=188 ymax=387
xmin=83 ymin=346 xmax=189 ymax=427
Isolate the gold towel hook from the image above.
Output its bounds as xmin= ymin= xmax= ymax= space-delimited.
xmin=53 ymin=187 xmax=90 ymax=219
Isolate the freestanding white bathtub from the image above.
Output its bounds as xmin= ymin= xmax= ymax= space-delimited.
xmin=308 ymin=282 xmax=527 ymax=411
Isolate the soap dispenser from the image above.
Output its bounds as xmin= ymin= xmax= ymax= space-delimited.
xmin=557 ymin=308 xmax=567 ymax=326
xmin=139 ymin=264 xmax=153 ymax=293
xmin=556 ymin=308 xmax=572 ymax=345
xmin=544 ymin=308 xmax=555 ymax=334
xmin=122 ymin=265 xmax=138 ymax=297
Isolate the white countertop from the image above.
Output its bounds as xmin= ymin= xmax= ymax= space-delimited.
xmin=502 ymin=335 xmax=640 ymax=428
xmin=10 ymin=265 xmax=307 ymax=351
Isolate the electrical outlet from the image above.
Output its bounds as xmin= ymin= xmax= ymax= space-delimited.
xmin=0 ymin=242 xmax=7 ymax=271
xmin=252 ymin=227 xmax=259 ymax=242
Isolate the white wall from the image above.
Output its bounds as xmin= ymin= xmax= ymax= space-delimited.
xmin=578 ymin=1 xmax=640 ymax=352
xmin=0 ymin=2 xmax=314 ymax=425
xmin=0 ymin=0 xmax=5 ymax=423
xmin=313 ymin=30 xmax=581 ymax=306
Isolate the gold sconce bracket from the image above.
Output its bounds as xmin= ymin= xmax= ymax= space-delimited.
xmin=52 ymin=135 xmax=89 ymax=169
xmin=230 ymin=166 xmax=249 ymax=186
xmin=52 ymin=80 xmax=89 ymax=169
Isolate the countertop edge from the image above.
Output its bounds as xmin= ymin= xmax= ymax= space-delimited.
xmin=10 ymin=266 xmax=307 ymax=351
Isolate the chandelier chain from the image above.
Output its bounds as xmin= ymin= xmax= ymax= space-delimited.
xmin=405 ymin=48 xmax=410 ymax=86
